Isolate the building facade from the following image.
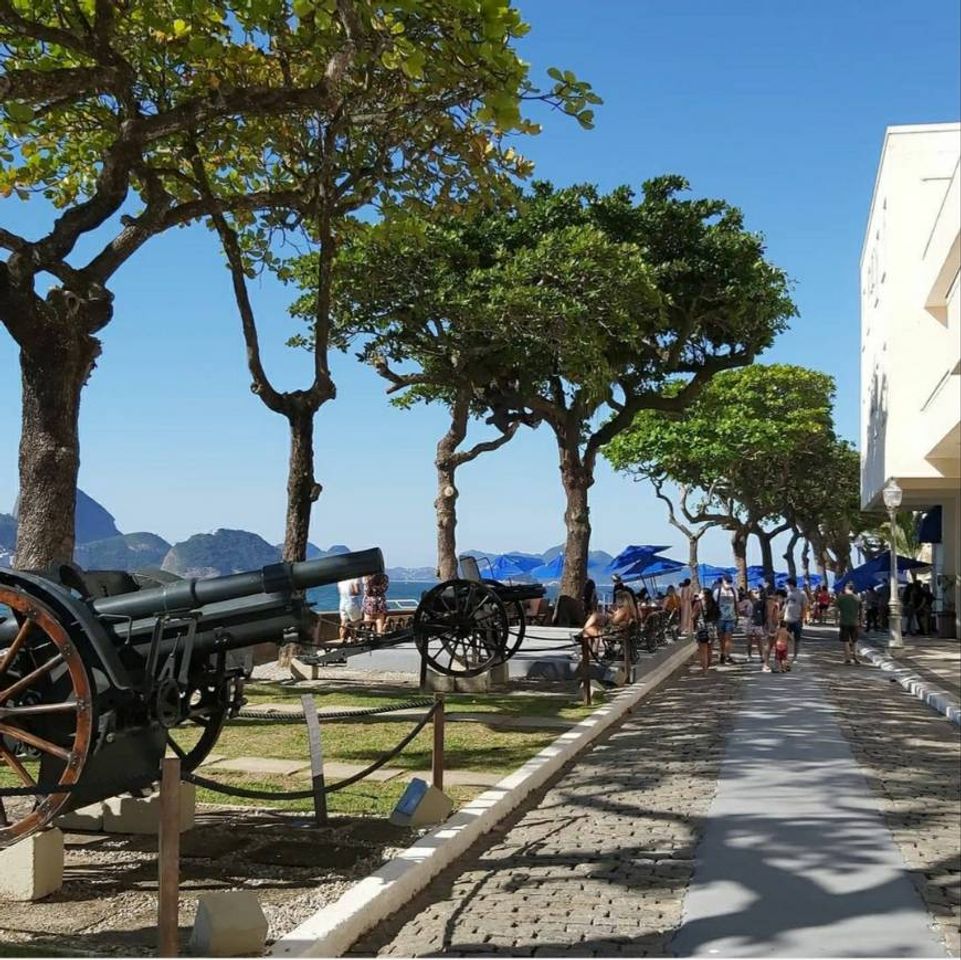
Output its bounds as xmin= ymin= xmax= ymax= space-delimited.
xmin=860 ymin=122 xmax=960 ymax=636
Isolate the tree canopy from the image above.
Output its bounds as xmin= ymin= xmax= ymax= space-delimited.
xmin=0 ymin=0 xmax=598 ymax=566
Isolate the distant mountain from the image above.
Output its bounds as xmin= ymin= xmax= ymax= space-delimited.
xmin=274 ymin=542 xmax=351 ymax=560
xmin=7 ymin=489 xmax=121 ymax=548
xmin=75 ymin=532 xmax=171 ymax=571
xmin=163 ymin=529 xmax=281 ymax=579
xmin=0 ymin=513 xmax=15 ymax=551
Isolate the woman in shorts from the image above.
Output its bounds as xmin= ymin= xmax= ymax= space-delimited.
xmin=363 ymin=571 xmax=390 ymax=635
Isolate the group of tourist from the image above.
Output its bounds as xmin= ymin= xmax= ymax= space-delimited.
xmin=336 ymin=572 xmax=391 ymax=638
xmin=581 ymin=571 xmax=874 ymax=677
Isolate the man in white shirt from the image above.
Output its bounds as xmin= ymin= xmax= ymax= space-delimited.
xmin=782 ymin=578 xmax=807 ymax=662
xmin=713 ymin=575 xmax=739 ymax=664
xmin=337 ymin=577 xmax=364 ymax=640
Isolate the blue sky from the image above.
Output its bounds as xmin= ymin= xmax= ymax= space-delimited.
xmin=1 ymin=1 xmax=959 ymax=567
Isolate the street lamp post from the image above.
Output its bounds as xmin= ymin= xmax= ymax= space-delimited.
xmin=882 ymin=478 xmax=904 ymax=651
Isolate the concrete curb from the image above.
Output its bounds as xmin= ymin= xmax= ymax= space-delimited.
xmin=856 ymin=641 xmax=961 ymax=727
xmin=269 ymin=640 xmax=696 ymax=958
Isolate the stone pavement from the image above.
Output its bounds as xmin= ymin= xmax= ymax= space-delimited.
xmin=352 ymin=661 xmax=742 ymax=957
xmin=860 ymin=634 xmax=961 ymax=701
xmin=671 ymin=659 xmax=945 ymax=957
xmin=350 ymin=635 xmax=960 ymax=958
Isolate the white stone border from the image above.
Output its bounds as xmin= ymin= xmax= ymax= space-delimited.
xmin=270 ymin=640 xmax=695 ymax=958
xmin=857 ymin=641 xmax=961 ymax=727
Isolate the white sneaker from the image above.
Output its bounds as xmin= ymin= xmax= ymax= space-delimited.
xmin=762 ymin=664 xmax=771 ymax=673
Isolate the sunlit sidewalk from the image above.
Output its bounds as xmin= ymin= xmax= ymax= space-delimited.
xmin=671 ymin=652 xmax=947 ymax=957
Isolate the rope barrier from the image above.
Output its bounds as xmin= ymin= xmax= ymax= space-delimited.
xmin=184 ymin=701 xmax=439 ymax=800
xmin=0 ymin=702 xmax=440 ymax=802
xmin=235 ymin=696 xmax=436 ymax=723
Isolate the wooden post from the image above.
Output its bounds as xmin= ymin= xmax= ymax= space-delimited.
xmin=580 ymin=635 xmax=592 ymax=706
xmin=419 ymin=648 xmax=428 ymax=693
xmin=158 ymin=755 xmax=181 ymax=958
xmin=432 ymin=694 xmax=445 ymax=792
xmin=301 ymin=694 xmax=328 ymax=826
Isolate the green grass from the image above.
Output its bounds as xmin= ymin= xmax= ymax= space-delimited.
xmin=2 ymin=683 xmax=600 ymax=819
xmin=243 ymin=682 xmax=599 ymax=721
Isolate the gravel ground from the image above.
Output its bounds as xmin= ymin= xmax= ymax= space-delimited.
xmin=0 ymin=807 xmax=418 ymax=957
xmin=350 ymin=659 xmax=743 ymax=957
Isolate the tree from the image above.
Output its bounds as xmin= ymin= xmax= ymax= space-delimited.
xmin=604 ymin=364 xmax=833 ymax=587
xmin=789 ymin=438 xmax=868 ymax=579
xmin=0 ymin=1 xmax=353 ymax=567
xmin=1 ymin=0 xmax=598 ymax=568
xmin=292 ymin=213 xmax=538 ymax=577
xmin=470 ymin=180 xmax=795 ymax=598
xmin=190 ymin=4 xmax=596 ymax=563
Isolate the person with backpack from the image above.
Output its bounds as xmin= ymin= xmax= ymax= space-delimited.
xmin=713 ymin=574 xmax=739 ymax=665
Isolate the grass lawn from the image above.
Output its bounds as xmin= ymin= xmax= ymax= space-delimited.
xmin=1 ymin=684 xmax=601 ymax=818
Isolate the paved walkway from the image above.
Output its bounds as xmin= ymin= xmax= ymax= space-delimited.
xmin=671 ymin=665 xmax=944 ymax=957
xmin=351 ymin=636 xmax=959 ymax=958
xmin=860 ymin=634 xmax=961 ymax=701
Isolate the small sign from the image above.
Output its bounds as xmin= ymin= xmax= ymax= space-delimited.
xmin=393 ymin=778 xmax=428 ymax=820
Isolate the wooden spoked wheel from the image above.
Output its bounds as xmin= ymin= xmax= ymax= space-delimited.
xmin=413 ymin=580 xmax=510 ymax=677
xmin=0 ymin=586 xmax=94 ymax=846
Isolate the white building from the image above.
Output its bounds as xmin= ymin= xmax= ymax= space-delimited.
xmin=860 ymin=122 xmax=960 ymax=637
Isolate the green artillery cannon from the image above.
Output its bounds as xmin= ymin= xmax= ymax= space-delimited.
xmin=0 ymin=550 xmax=543 ymax=844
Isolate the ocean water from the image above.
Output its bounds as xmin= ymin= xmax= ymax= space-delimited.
xmin=307 ymin=579 xmax=568 ymax=611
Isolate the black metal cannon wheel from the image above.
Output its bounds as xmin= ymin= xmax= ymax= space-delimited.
xmin=0 ymin=586 xmax=95 ymax=846
xmin=413 ymin=580 xmax=510 ymax=677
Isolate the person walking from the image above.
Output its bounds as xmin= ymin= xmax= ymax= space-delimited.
xmin=337 ymin=576 xmax=364 ymax=641
xmin=836 ymin=582 xmax=862 ymax=665
xmin=782 ymin=578 xmax=807 ymax=663
xmin=363 ymin=571 xmax=390 ymax=635
xmin=679 ymin=578 xmax=695 ymax=637
xmin=713 ymin=575 xmax=739 ymax=665
xmin=864 ymin=586 xmax=881 ymax=633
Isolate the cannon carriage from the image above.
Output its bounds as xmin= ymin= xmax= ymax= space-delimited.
xmin=0 ymin=549 xmax=544 ymax=845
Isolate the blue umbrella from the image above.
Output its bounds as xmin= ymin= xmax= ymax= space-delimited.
xmin=530 ymin=554 xmax=564 ymax=580
xmin=607 ymin=544 xmax=670 ymax=572
xmin=487 ymin=555 xmax=530 ymax=581
xmin=620 ymin=556 xmax=685 ymax=577
xmin=691 ymin=563 xmax=735 ymax=584
xmin=835 ymin=552 xmax=928 ymax=593
xmin=498 ymin=553 xmax=544 ymax=573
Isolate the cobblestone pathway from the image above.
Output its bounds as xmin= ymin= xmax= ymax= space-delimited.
xmin=352 ymin=636 xmax=959 ymax=958
xmin=352 ymin=663 xmax=743 ymax=957
xmin=814 ymin=638 xmax=961 ymax=956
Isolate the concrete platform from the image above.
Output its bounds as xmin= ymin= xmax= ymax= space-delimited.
xmin=205 ymin=757 xmax=310 ymax=776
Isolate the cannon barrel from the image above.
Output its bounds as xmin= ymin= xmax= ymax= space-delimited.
xmin=91 ymin=547 xmax=384 ymax=620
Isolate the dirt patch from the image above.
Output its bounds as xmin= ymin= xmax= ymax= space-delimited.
xmin=0 ymin=807 xmax=418 ymax=957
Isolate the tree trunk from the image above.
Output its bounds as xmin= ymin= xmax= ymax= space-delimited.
xmin=801 ymin=539 xmax=811 ymax=585
xmin=558 ymin=443 xmax=592 ymax=601
xmin=688 ymin=535 xmax=701 ymax=591
xmin=433 ymin=399 xmax=469 ymax=581
xmin=435 ymin=461 xmax=459 ymax=581
xmin=757 ymin=530 xmax=775 ymax=583
xmin=282 ymin=406 xmax=319 ymax=564
xmin=731 ymin=527 xmax=748 ymax=591
xmin=14 ymin=330 xmax=100 ymax=570
xmin=783 ymin=530 xmax=800 ymax=580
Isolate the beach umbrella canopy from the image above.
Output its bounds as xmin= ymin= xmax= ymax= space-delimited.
xmin=835 ymin=552 xmax=929 ymax=593
xmin=607 ymin=544 xmax=670 ymax=572
xmin=496 ymin=553 xmax=543 ymax=573
xmin=530 ymin=554 xmax=565 ymax=580
xmin=692 ymin=563 xmax=735 ymax=583
xmin=620 ymin=556 xmax=685 ymax=578
xmin=487 ymin=555 xmax=529 ymax=580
